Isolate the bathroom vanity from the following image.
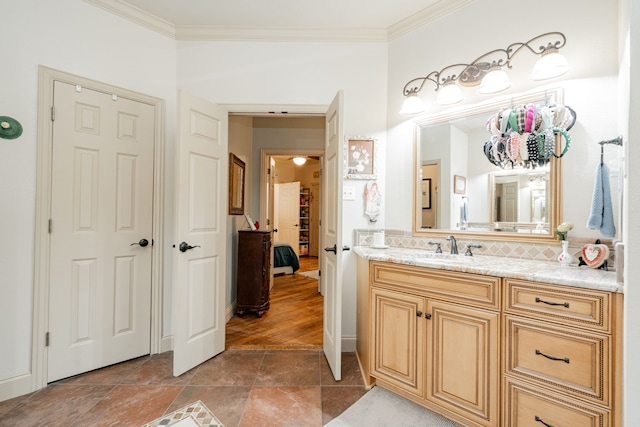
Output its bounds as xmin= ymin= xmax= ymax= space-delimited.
xmin=355 ymin=247 xmax=623 ymax=427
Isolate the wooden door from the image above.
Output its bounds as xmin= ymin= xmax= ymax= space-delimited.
xmin=48 ymin=81 xmax=154 ymax=382
xmin=173 ymin=90 xmax=228 ymax=376
xmin=426 ymin=300 xmax=500 ymax=426
xmin=370 ymin=287 xmax=425 ymax=398
xmin=322 ymin=91 xmax=344 ymax=380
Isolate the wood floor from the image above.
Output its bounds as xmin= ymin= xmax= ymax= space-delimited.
xmin=225 ymin=256 xmax=322 ymax=350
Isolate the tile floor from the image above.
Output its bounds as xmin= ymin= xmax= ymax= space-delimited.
xmin=0 ymin=350 xmax=368 ymax=427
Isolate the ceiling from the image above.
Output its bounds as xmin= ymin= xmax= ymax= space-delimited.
xmin=85 ymin=0 xmax=475 ymax=41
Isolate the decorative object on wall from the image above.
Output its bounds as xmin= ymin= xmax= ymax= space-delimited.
xmin=586 ymin=136 xmax=622 ymax=238
xmin=229 ymin=153 xmax=245 ymax=215
xmin=453 ymin=175 xmax=466 ymax=195
xmin=364 ymin=180 xmax=382 ymax=222
xmin=483 ymin=103 xmax=576 ymax=169
xmin=421 ymin=178 xmax=432 ymax=209
xmin=0 ymin=116 xmax=23 ymax=139
xmin=345 ymin=136 xmax=377 ymax=179
xmin=399 ymin=32 xmax=569 ymax=115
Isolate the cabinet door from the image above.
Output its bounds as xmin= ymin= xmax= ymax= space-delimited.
xmin=426 ymin=300 xmax=500 ymax=427
xmin=371 ymin=287 xmax=425 ymax=398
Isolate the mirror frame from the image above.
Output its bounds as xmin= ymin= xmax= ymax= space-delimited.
xmin=412 ymin=88 xmax=563 ymax=243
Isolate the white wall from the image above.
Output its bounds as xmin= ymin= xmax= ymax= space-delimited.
xmin=622 ymin=0 xmax=640 ymax=424
xmin=0 ymin=0 xmax=176 ymax=390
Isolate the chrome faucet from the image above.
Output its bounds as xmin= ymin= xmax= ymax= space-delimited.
xmin=446 ymin=235 xmax=458 ymax=255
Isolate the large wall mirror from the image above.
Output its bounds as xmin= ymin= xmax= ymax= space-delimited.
xmin=413 ymin=88 xmax=563 ymax=242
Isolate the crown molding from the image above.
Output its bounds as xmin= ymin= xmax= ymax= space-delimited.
xmin=83 ymin=0 xmax=176 ymax=38
xmin=387 ymin=0 xmax=477 ymax=40
xmin=175 ymin=26 xmax=387 ymax=42
xmin=85 ymin=0 xmax=475 ymax=42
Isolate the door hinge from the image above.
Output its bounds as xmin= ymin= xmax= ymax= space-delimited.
xmin=45 ymin=332 xmax=50 ymax=347
xmin=267 ymin=168 xmax=271 ymax=175
xmin=50 ymin=106 xmax=55 ymax=121
xmin=48 ymin=219 xmax=53 ymax=233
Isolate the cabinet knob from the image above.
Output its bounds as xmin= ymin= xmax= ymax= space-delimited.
xmin=425 ymin=313 xmax=432 ymax=320
xmin=416 ymin=311 xmax=423 ymax=317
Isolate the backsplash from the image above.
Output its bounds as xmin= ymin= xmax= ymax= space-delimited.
xmin=353 ymin=228 xmax=616 ymax=267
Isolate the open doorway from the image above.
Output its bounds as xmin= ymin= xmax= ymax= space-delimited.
xmin=226 ymin=115 xmax=325 ymax=350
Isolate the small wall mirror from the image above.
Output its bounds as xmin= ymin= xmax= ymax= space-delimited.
xmin=413 ymin=88 xmax=562 ymax=242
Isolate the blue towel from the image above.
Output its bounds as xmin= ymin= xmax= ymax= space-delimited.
xmin=586 ymin=163 xmax=616 ymax=237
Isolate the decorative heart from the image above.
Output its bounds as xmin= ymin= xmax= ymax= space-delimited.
xmin=581 ymin=244 xmax=609 ymax=268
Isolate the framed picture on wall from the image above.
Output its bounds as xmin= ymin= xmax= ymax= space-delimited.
xmin=229 ymin=153 xmax=245 ymax=215
xmin=422 ymin=178 xmax=431 ymax=209
xmin=344 ymin=136 xmax=377 ymax=179
xmin=454 ymin=175 xmax=467 ymax=195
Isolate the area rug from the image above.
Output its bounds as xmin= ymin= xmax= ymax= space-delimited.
xmin=141 ymin=401 xmax=224 ymax=427
xmin=298 ymin=269 xmax=319 ymax=280
xmin=324 ymin=386 xmax=463 ymax=427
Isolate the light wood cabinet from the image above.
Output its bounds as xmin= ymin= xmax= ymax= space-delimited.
xmin=503 ymin=279 xmax=623 ymax=426
xmin=368 ymin=262 xmax=500 ymax=427
xmin=357 ymin=261 xmax=623 ymax=427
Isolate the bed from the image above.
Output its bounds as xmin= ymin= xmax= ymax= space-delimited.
xmin=273 ymin=241 xmax=300 ymax=275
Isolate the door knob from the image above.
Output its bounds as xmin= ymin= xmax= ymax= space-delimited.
xmin=324 ymin=244 xmax=337 ymax=254
xmin=179 ymin=241 xmax=200 ymax=252
xmin=131 ymin=238 xmax=149 ymax=247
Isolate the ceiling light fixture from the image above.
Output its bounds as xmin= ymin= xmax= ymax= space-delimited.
xmin=399 ymin=32 xmax=569 ymax=115
xmin=293 ymin=157 xmax=307 ymax=165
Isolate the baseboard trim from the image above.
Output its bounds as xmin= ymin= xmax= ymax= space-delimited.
xmin=0 ymin=373 xmax=32 ymax=402
xmin=342 ymin=335 xmax=356 ymax=352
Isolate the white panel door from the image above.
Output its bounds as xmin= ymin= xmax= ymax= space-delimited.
xmin=173 ymin=91 xmax=228 ymax=376
xmin=48 ymin=82 xmax=154 ymax=382
xmin=310 ymin=182 xmax=320 ymax=257
xmin=322 ymin=91 xmax=344 ymax=380
xmin=274 ymin=181 xmax=301 ymax=254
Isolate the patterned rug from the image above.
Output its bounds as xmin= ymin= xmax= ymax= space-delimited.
xmin=298 ymin=269 xmax=319 ymax=280
xmin=141 ymin=401 xmax=224 ymax=427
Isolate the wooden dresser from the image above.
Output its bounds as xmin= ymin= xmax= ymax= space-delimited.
xmin=236 ymin=230 xmax=271 ymax=317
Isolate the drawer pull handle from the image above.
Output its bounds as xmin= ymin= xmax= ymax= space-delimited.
xmin=534 ymin=415 xmax=555 ymax=427
xmin=535 ymin=297 xmax=569 ymax=308
xmin=536 ymin=349 xmax=570 ymax=363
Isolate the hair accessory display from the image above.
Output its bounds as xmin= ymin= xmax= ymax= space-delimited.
xmin=482 ymin=103 xmax=575 ymax=168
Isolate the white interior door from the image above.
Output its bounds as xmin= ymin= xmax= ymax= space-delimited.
xmin=48 ymin=81 xmax=154 ymax=382
xmin=173 ymin=90 xmax=228 ymax=376
xmin=275 ymin=181 xmax=301 ymax=253
xmin=322 ymin=91 xmax=344 ymax=380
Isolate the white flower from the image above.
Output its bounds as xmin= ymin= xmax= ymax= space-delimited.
xmin=557 ymin=222 xmax=574 ymax=233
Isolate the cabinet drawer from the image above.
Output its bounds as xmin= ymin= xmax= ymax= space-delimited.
xmin=504 ymin=279 xmax=610 ymax=332
xmin=505 ymin=316 xmax=609 ymax=405
xmin=371 ymin=261 xmax=500 ymax=310
xmin=503 ymin=377 xmax=609 ymax=427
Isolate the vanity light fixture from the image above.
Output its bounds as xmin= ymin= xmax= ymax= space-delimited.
xmin=292 ymin=156 xmax=307 ymax=165
xmin=400 ymin=32 xmax=569 ymax=115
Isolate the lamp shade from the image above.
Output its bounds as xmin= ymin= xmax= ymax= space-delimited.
xmin=530 ymin=51 xmax=570 ymax=81
xmin=399 ymin=93 xmax=425 ymax=115
xmin=479 ymin=69 xmax=511 ymax=94
xmin=293 ymin=157 xmax=306 ymax=165
xmin=436 ymin=82 xmax=463 ymax=105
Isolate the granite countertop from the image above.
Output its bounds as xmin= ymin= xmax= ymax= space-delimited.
xmin=354 ymin=246 xmax=624 ymax=294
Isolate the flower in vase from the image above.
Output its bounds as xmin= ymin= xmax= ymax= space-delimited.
xmin=554 ymin=222 xmax=574 ymax=241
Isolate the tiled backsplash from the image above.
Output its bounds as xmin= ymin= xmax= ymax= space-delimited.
xmin=353 ymin=228 xmax=616 ymax=266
